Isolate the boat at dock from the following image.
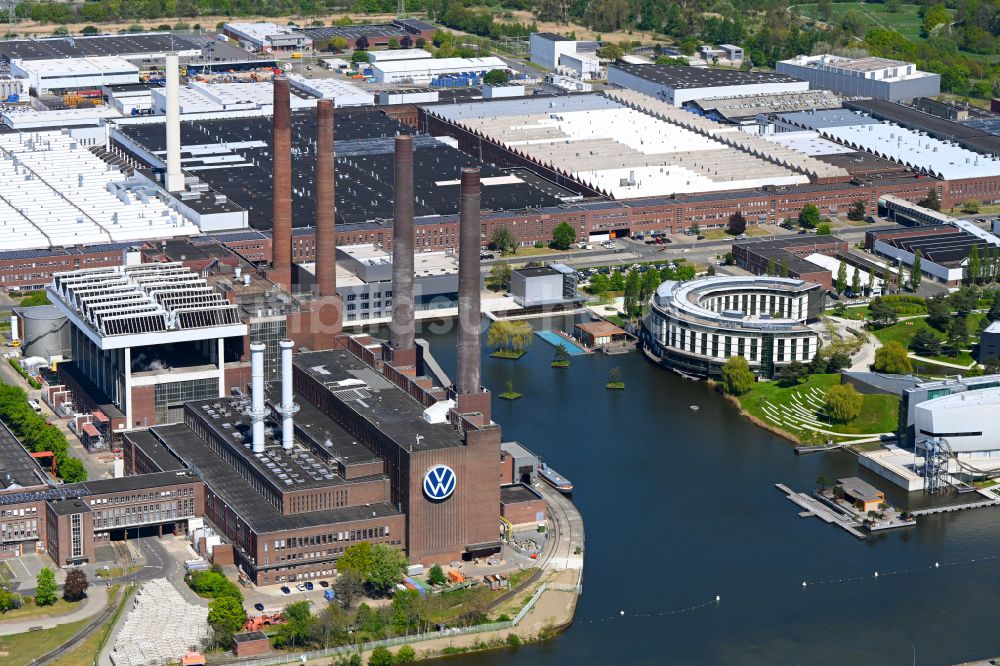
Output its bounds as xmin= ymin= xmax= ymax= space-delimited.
xmin=538 ymin=462 xmax=574 ymax=494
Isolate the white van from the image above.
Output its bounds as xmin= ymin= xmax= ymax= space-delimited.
xmin=27 ymin=399 xmax=41 ymax=413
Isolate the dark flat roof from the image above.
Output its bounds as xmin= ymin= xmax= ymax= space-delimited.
xmin=47 ymin=497 xmax=90 ymax=516
xmin=234 ymin=631 xmax=268 ymax=643
xmin=116 ymin=108 xmax=561 ymax=229
xmin=73 ymin=470 xmax=200 ymax=496
xmin=500 ymin=483 xmax=543 ymax=505
xmin=535 ymin=32 xmax=571 ymax=42
xmin=876 ymin=227 xmax=987 ymax=266
xmin=295 ymin=348 xmax=465 ymax=452
xmin=846 ymin=99 xmax=1000 ymax=157
xmin=122 ymin=430 xmax=185 ymax=472
xmin=0 ymin=421 xmax=49 ymax=490
xmin=611 ymin=63 xmax=804 ymax=89
xmin=144 ymin=423 xmax=401 ymax=534
xmin=516 ymin=266 xmax=561 ymax=278
xmin=0 ymin=33 xmax=201 ymax=62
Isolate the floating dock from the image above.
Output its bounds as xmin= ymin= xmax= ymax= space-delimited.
xmin=776 ymin=483 xmax=866 ymax=539
xmin=794 ymin=442 xmax=848 ymax=455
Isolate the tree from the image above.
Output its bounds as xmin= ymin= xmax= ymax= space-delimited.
xmin=873 ymin=341 xmax=913 ymax=374
xmin=780 ymin=259 xmax=789 ymax=278
xmin=836 ymin=261 xmax=847 ymax=294
xmin=721 ymin=356 xmax=754 ymax=395
xmin=851 ymin=266 xmax=861 ymax=296
xmin=923 ymin=4 xmax=950 ymax=35
xmin=817 ymin=223 xmax=831 ymax=236
xmin=847 ymin=200 xmax=865 ymax=222
xmin=369 ymin=647 xmax=395 ymax=666
xmin=777 ymin=360 xmax=807 ymax=387
xmin=989 ymin=294 xmax=1000 ymax=322
xmin=946 ymin=316 xmax=968 ymax=356
xmin=337 ymin=542 xmax=374 ymax=578
xmin=984 ymin=355 xmax=1000 ymax=375
xmin=208 ymin=596 xmax=247 ymax=645
xmin=387 ymin=37 xmax=400 ymax=50
xmin=723 ymin=252 xmax=735 ymax=266
xmin=825 ymin=384 xmax=862 ymax=423
xmin=396 ymin=646 xmax=416 ymax=664
xmin=59 ymin=457 xmax=86 ymax=483
xmin=313 ymin=603 xmax=350 ymax=648
xmin=63 ymin=569 xmax=88 ymax=602
xmin=551 ymin=222 xmax=576 ymax=250
xmin=926 ymin=294 xmax=950 ymax=330
xmin=596 ymin=43 xmax=625 ymax=60
xmin=910 ymin=249 xmax=922 ymax=290
xmin=483 ymin=69 xmax=510 ymax=86
xmin=798 ymin=204 xmax=820 ymax=229
xmin=35 ymin=567 xmax=57 ymax=607
xmin=552 ymin=343 xmax=570 ymax=367
xmin=918 ymin=187 xmax=941 ymax=211
xmin=968 ymin=244 xmax=981 ymax=285
xmin=962 ymin=199 xmax=981 ymax=214
xmin=867 ymin=297 xmax=898 ymax=328
xmin=274 ymin=601 xmax=312 ymax=648
xmin=335 ymin=568 xmax=364 ymax=609
xmin=608 ymin=366 xmax=623 ymax=386
xmin=486 ymin=263 xmax=512 ymax=291
xmin=351 ymin=50 xmax=370 ymax=63
xmin=489 ymin=226 xmax=517 ymax=255
xmin=641 ymin=268 xmax=661 ymax=302
xmin=827 ymin=351 xmax=852 ymax=373
xmin=427 ymin=564 xmax=446 ymax=586
xmin=950 ymin=285 xmax=979 ymax=315
xmin=367 ymin=545 xmax=407 ymax=596
xmin=867 ymin=268 xmax=876 ymax=296
xmin=766 ymin=259 xmax=777 ymax=277
xmin=624 ymin=270 xmax=642 ymax=316
xmin=487 ymin=320 xmax=533 ymax=356
xmin=726 ymin=211 xmax=746 ymax=236
xmin=910 ymin=327 xmax=942 ymax=356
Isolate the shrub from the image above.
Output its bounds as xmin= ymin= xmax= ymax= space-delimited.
xmin=825 ymin=384 xmax=863 ymax=423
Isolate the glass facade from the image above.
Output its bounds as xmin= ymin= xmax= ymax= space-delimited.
xmin=155 ymin=378 xmax=219 ymax=424
xmin=250 ymin=318 xmax=287 ymax=380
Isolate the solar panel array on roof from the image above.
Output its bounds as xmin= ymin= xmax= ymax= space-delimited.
xmin=51 ymin=262 xmax=242 ymax=337
xmin=0 ymin=33 xmax=201 ymax=62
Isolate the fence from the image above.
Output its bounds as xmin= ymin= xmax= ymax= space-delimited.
xmin=212 ymin=584 xmax=549 ymax=666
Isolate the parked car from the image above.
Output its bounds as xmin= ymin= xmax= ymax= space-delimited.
xmin=295 ymin=583 xmax=306 ymax=592
xmin=480 ymin=253 xmax=494 ymax=260
xmin=27 ymin=399 xmax=41 ymax=413
xmin=280 ymin=586 xmax=291 ymax=595
xmin=304 ymin=582 xmax=314 ymax=591
xmin=318 ymin=580 xmax=329 ymax=588
xmin=254 ymin=603 xmax=265 ymax=611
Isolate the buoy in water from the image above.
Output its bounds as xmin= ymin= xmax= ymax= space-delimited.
xmin=690 ymin=405 xmax=700 ymax=411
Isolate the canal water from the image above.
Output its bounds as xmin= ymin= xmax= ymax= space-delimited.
xmin=393 ymin=319 xmax=1000 ymax=665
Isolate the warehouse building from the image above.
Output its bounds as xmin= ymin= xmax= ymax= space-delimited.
xmin=222 ymin=23 xmax=311 ymax=53
xmin=0 ymin=33 xmax=201 ymax=63
xmin=644 ymin=275 xmax=823 ymax=378
xmin=111 ymin=107 xmax=562 ymax=231
xmin=425 ymin=91 xmax=845 ymax=204
xmin=302 ymin=19 xmax=437 ymax=51
xmin=370 ymin=56 xmax=510 ymax=84
xmin=732 ymin=235 xmax=850 ymax=290
xmin=0 ymin=128 xmax=199 ymax=251
xmin=776 ymin=54 xmax=939 ymax=102
xmin=11 ymin=56 xmax=139 ymax=93
xmin=608 ymin=62 xmax=808 ymax=106
xmin=686 ymin=90 xmax=844 ymax=126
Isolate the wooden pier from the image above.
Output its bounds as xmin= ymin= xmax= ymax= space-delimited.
xmin=910 ymin=498 xmax=1000 ymax=516
xmin=794 ymin=442 xmax=849 ymax=455
xmin=775 ymin=483 xmax=866 ymax=539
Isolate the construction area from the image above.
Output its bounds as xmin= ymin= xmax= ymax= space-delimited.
xmin=109 ymin=578 xmax=209 ymax=666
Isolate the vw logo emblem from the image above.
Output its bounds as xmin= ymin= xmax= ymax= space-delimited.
xmin=423 ymin=464 xmax=456 ymax=500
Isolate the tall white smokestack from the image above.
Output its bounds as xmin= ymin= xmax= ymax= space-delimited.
xmin=164 ymin=53 xmax=184 ymax=193
xmin=9 ymin=314 xmax=17 ymax=342
xmin=277 ymin=339 xmax=298 ymax=451
xmin=249 ymin=343 xmax=267 ymax=453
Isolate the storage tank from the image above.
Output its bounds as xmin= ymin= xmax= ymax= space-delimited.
xmin=19 ymin=305 xmax=71 ymax=362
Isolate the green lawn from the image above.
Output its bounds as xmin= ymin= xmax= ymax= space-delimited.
xmin=51 ymin=585 xmax=125 ymax=666
xmin=793 ymin=3 xmax=951 ymax=42
xmin=870 ymin=315 xmax=981 ymax=367
xmin=0 ymin=596 xmax=85 ymax=621
xmin=738 ymin=373 xmax=900 ymax=442
xmin=0 ymin=617 xmax=90 ymax=666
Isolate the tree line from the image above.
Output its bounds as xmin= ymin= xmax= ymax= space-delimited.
xmin=0 ymin=385 xmax=86 ymax=483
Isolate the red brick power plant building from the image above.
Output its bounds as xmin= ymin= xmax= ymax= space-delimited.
xmin=17 ymin=129 xmax=510 ymax=579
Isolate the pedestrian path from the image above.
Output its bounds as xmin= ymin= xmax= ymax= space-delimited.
xmin=0 ymin=585 xmax=108 ymax=636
